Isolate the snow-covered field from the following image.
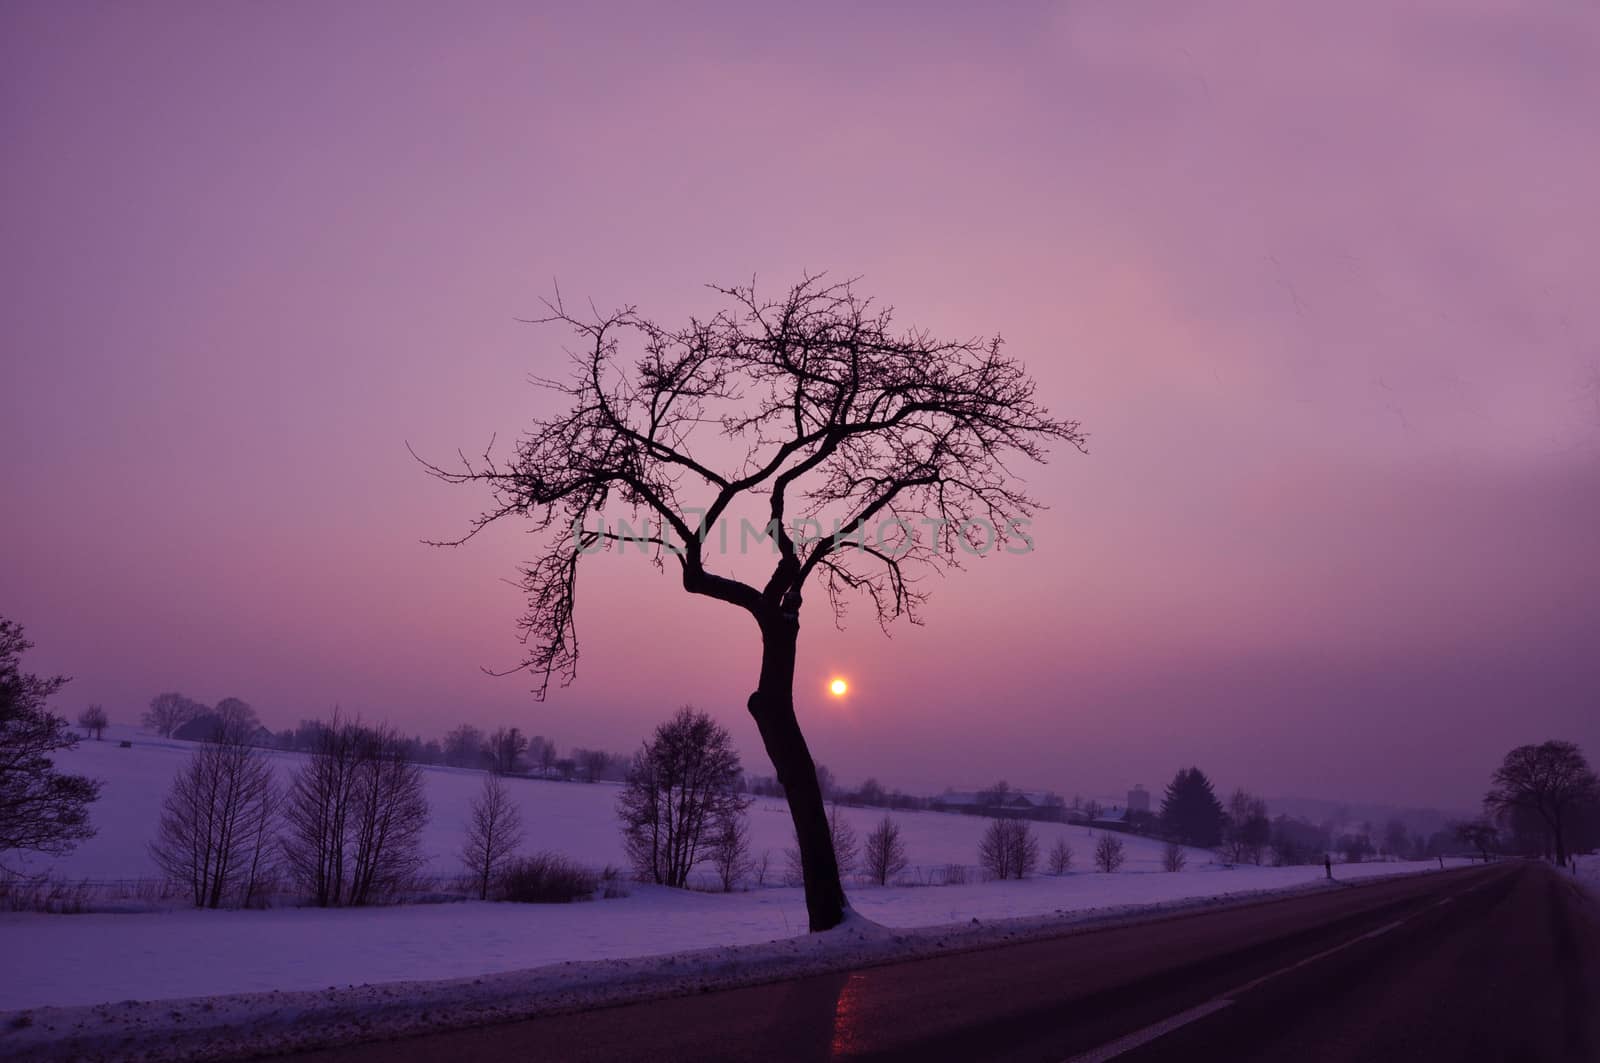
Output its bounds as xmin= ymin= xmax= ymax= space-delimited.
xmin=3 ymin=726 xmax=1447 ymax=1013
xmin=12 ymin=726 xmax=1196 ymax=884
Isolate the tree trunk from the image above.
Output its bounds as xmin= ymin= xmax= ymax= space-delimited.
xmin=747 ymin=614 xmax=847 ymax=931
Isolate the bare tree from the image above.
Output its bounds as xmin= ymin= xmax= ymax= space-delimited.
xmin=710 ymin=808 xmax=754 ymax=892
xmin=828 ymin=804 xmax=858 ymax=879
xmin=576 ymin=748 xmax=611 ymax=782
xmin=1222 ymin=788 xmax=1269 ymax=866
xmin=1094 ymin=833 xmax=1126 ymax=873
xmin=443 ymin=724 xmax=486 ymax=768
xmin=1382 ymin=818 xmax=1410 ymax=860
xmin=1047 ymin=837 xmax=1074 ymax=875
xmin=979 ymin=818 xmax=1039 ymax=880
xmin=979 ymin=780 xmax=1012 ymax=808
xmin=786 ymin=807 xmax=860 ymax=887
xmin=143 ymin=692 xmax=205 ymax=738
xmin=213 ymin=697 xmax=260 ymax=738
xmin=421 ymin=276 xmax=1084 ymax=929
xmin=0 ymin=618 xmax=102 ymax=859
xmin=1452 ymin=819 xmax=1497 ymax=862
xmin=150 ymin=724 xmax=279 ymax=908
xmin=77 ymin=704 xmax=108 ymax=740
xmin=536 ymin=737 xmax=558 ymax=777
xmin=487 ymin=726 xmax=530 ymax=775
xmin=1162 ymin=840 xmax=1187 ymax=872
xmin=618 ymin=707 xmax=749 ymax=888
xmin=461 ymin=774 xmax=524 ymax=899
xmin=1339 ymin=833 xmax=1373 ymax=864
xmin=346 ymin=725 xmax=430 ymax=904
xmin=979 ymin=821 xmax=1007 ymax=878
xmin=862 ymin=815 xmax=908 ymax=885
xmin=283 ymin=714 xmax=430 ymax=906
xmin=1484 ymin=740 xmax=1598 ymax=868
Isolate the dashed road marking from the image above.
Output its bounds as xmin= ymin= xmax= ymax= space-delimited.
xmin=1062 ymin=878 xmax=1490 ymax=1063
xmin=1065 ymin=1001 xmax=1234 ymax=1063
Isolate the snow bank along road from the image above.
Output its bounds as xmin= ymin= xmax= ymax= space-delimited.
xmin=295 ymin=862 xmax=1600 ymax=1063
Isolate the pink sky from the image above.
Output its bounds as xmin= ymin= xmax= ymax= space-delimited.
xmin=4 ymin=1 xmax=1597 ymax=811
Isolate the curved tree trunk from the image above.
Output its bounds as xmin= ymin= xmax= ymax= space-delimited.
xmin=747 ymin=613 xmax=847 ymax=931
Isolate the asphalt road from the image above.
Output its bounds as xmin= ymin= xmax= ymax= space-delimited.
xmin=292 ymin=862 xmax=1600 ymax=1063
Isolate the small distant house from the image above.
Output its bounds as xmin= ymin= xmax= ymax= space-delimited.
xmin=174 ymin=712 xmax=224 ymax=742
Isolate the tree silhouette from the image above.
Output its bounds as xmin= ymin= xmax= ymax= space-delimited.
xmin=1 ymin=618 xmax=103 ymax=859
xmin=421 ymin=276 xmax=1084 ymax=929
xmin=1160 ymin=767 xmax=1226 ymax=849
xmin=1485 ymin=740 xmax=1597 ymax=867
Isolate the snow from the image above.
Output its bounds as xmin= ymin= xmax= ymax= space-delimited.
xmin=3 ymin=724 xmax=1451 ymax=1033
xmin=15 ymin=725 xmax=1212 ymax=885
xmin=0 ymin=868 xmax=1458 ymax=1063
xmin=1576 ymin=853 xmax=1600 ymax=898
xmin=1 ymin=858 xmax=1445 ymax=1013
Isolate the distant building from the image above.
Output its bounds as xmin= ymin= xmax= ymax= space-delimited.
xmin=931 ymin=789 xmax=1065 ymax=821
xmin=1127 ymin=785 xmax=1151 ymax=814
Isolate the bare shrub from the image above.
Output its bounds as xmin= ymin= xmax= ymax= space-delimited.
xmin=787 ymin=805 xmax=860 ymax=886
xmin=461 ymin=774 xmax=524 ymax=900
xmin=1162 ymin=840 xmax=1188 ymax=872
xmin=710 ymin=810 xmax=754 ymax=892
xmin=1048 ymin=838 xmax=1074 ymax=875
xmin=0 ymin=871 xmax=90 ymax=913
xmin=941 ymin=863 xmax=969 ymax=886
xmin=499 ymin=852 xmax=597 ymax=903
xmin=150 ymin=725 xmax=279 ymax=908
xmin=979 ymin=819 xmax=1040 ymax=880
xmin=599 ymin=865 xmax=630 ymax=899
xmin=862 ymin=816 xmax=909 ymax=886
xmin=1094 ymin=832 xmax=1126 ymax=873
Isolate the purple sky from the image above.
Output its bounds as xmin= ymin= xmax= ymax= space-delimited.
xmin=5 ymin=1 xmax=1597 ymax=811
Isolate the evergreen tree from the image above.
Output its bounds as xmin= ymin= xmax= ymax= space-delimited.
xmin=1159 ymin=766 xmax=1226 ymax=848
xmin=1 ymin=617 xmax=103 ymax=858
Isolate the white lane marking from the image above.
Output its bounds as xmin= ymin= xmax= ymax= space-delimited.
xmin=1065 ymin=1001 xmax=1234 ymax=1063
xmin=1223 ymin=919 xmax=1405 ymax=998
xmin=1062 ymin=874 xmax=1509 ymax=1062
xmin=1063 ymin=910 xmax=1422 ymax=1062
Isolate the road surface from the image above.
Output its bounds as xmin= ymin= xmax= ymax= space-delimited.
xmin=293 ymin=862 xmax=1600 ymax=1062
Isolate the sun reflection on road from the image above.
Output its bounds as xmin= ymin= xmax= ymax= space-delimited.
xmin=829 ymin=971 xmax=869 ymax=1058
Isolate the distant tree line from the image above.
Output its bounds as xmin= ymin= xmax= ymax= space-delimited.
xmin=135 ymin=689 xmax=634 ymax=787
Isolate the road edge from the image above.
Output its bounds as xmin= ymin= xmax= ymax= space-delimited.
xmin=0 ymin=864 xmax=1488 ymax=1062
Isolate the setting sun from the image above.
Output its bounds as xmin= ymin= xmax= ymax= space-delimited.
xmin=829 ymin=678 xmax=848 ymax=697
